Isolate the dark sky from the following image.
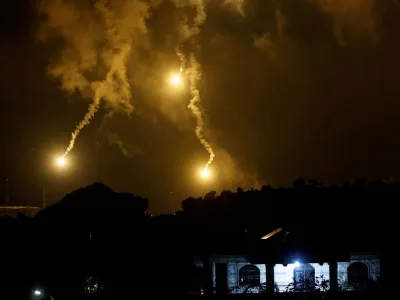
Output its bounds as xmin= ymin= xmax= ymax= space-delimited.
xmin=2 ymin=0 xmax=400 ymax=213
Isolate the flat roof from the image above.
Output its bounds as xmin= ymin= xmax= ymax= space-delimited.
xmin=0 ymin=206 xmax=41 ymax=210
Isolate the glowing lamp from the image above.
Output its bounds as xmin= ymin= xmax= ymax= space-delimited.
xmin=294 ymin=261 xmax=300 ymax=267
xmin=34 ymin=290 xmax=41 ymax=296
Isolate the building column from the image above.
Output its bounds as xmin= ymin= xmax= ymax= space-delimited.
xmin=203 ymin=258 xmax=214 ymax=295
xmin=215 ymin=263 xmax=228 ymax=294
xmin=329 ymin=261 xmax=338 ymax=292
xmin=266 ymin=263 xmax=275 ymax=293
xmin=212 ymin=263 xmax=216 ymax=290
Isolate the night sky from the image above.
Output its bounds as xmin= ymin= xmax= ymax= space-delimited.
xmin=2 ymin=0 xmax=400 ymax=213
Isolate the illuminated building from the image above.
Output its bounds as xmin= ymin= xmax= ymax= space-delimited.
xmin=193 ymin=229 xmax=381 ymax=294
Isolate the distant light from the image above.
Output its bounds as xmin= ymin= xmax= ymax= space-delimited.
xmin=34 ymin=290 xmax=41 ymax=296
xmin=170 ymin=74 xmax=182 ymax=85
xmin=294 ymin=261 xmax=300 ymax=267
xmin=56 ymin=156 xmax=66 ymax=167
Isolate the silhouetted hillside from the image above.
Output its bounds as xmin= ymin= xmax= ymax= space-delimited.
xmin=35 ymin=182 xmax=148 ymax=225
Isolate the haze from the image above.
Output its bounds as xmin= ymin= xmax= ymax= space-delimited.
xmin=2 ymin=0 xmax=400 ymax=213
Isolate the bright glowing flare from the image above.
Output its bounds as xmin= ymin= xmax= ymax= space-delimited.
xmin=170 ymin=74 xmax=182 ymax=85
xmin=56 ymin=156 xmax=66 ymax=167
xmin=201 ymin=168 xmax=210 ymax=179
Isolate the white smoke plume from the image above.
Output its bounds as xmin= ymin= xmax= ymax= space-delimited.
xmin=173 ymin=0 xmax=215 ymax=172
xmin=38 ymin=0 xmax=150 ymax=156
xmin=187 ymin=53 xmax=215 ymax=169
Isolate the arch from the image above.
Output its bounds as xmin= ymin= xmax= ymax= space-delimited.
xmin=348 ymin=262 xmax=368 ymax=284
xmin=293 ymin=263 xmax=315 ymax=291
xmin=239 ymin=264 xmax=260 ymax=286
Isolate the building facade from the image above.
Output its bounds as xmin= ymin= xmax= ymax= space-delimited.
xmin=196 ymin=252 xmax=380 ymax=294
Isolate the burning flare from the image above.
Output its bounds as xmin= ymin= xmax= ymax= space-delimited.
xmin=201 ymin=166 xmax=210 ymax=179
xmin=170 ymin=74 xmax=182 ymax=85
xmin=56 ymin=156 xmax=66 ymax=167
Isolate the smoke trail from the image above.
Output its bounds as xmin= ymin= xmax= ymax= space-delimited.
xmin=174 ymin=0 xmax=214 ymax=172
xmin=39 ymin=0 xmax=136 ymax=157
xmin=58 ymin=0 xmax=134 ymax=157
xmin=64 ymin=94 xmax=100 ymax=156
xmin=187 ymin=53 xmax=215 ymax=171
xmin=176 ymin=47 xmax=186 ymax=74
xmin=94 ymin=0 xmax=133 ymax=114
xmin=38 ymin=0 xmax=150 ymax=157
xmin=63 ymin=49 xmax=126 ymax=158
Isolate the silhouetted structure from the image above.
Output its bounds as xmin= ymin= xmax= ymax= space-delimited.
xmin=0 ymin=180 xmax=390 ymax=299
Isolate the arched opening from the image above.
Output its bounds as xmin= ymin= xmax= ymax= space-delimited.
xmin=239 ymin=265 xmax=260 ymax=286
xmin=293 ymin=263 xmax=315 ymax=291
xmin=348 ymin=262 xmax=368 ymax=284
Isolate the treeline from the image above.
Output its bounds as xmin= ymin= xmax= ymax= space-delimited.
xmin=181 ymin=178 xmax=393 ymax=241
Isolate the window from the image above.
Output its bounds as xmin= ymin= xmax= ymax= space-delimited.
xmin=293 ymin=263 xmax=315 ymax=291
xmin=239 ymin=265 xmax=260 ymax=286
xmin=348 ymin=262 xmax=368 ymax=284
